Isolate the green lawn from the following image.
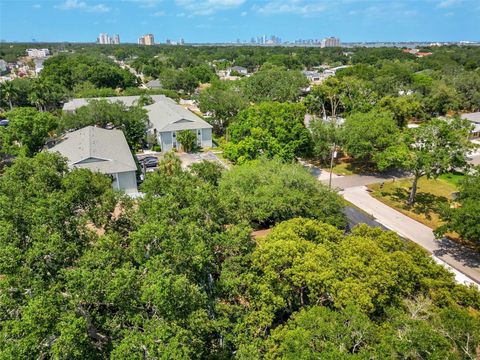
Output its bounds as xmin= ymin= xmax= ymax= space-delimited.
xmin=367 ymin=176 xmax=459 ymax=230
xmin=324 ymin=161 xmax=375 ymax=176
xmin=438 ymin=171 xmax=465 ymax=187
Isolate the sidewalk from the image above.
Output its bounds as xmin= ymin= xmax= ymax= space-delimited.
xmin=341 ymin=186 xmax=480 ymax=286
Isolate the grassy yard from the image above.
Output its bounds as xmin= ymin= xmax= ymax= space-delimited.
xmin=437 ymin=171 xmax=465 ymax=187
xmin=367 ymin=176 xmax=459 ymax=230
xmin=324 ymin=160 xmax=376 ymax=176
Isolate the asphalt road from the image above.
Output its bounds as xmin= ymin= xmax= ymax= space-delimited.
xmin=343 ymin=206 xmax=387 ymax=230
xmin=342 ymin=186 xmax=480 ymax=286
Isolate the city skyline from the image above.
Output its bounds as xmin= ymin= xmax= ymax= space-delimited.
xmin=0 ymin=0 xmax=479 ymax=43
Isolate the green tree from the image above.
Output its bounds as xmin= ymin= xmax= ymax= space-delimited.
xmin=1 ymin=107 xmax=57 ymax=156
xmin=61 ymin=99 xmax=148 ymax=149
xmin=28 ymin=78 xmax=66 ymax=111
xmin=436 ymin=168 xmax=480 ymax=245
xmin=241 ymin=66 xmax=308 ymax=102
xmin=189 ymin=160 xmax=224 ymax=186
xmin=378 ymin=117 xmax=475 ymax=204
xmin=310 ymin=77 xmax=345 ymax=119
xmin=309 ymin=117 xmax=342 ymax=164
xmin=0 ymin=80 xmax=16 ymax=109
xmin=341 ymin=109 xmax=400 ymax=167
xmin=218 ymin=158 xmax=345 ymax=228
xmin=176 ymin=130 xmax=198 ymax=152
xmin=198 ymin=80 xmax=248 ymax=134
xmin=224 ymin=102 xmax=311 ymax=163
xmin=377 ymin=95 xmax=426 ymax=127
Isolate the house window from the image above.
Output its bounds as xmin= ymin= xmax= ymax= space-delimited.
xmin=197 ymin=129 xmax=202 ymax=146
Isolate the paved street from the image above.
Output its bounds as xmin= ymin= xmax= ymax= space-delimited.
xmin=341 ymin=186 xmax=480 ymax=286
xmin=304 ymin=161 xmax=480 ymax=286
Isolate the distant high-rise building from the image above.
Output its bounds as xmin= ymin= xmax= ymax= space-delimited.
xmin=111 ymin=34 xmax=120 ymax=44
xmin=180 ymin=38 xmax=185 ymax=45
xmin=96 ymin=33 xmax=120 ymax=45
xmin=97 ymin=33 xmax=110 ymax=44
xmin=26 ymin=48 xmax=50 ymax=58
xmin=138 ymin=34 xmax=154 ymax=45
xmin=321 ymin=37 xmax=340 ymax=48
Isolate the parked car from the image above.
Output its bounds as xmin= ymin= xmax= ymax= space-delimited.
xmin=138 ymin=156 xmax=158 ymax=168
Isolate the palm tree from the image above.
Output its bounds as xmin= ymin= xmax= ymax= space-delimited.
xmin=1 ymin=81 xmax=16 ymax=110
xmin=28 ymin=80 xmax=48 ymax=112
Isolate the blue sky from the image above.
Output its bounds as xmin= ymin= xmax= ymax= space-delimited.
xmin=0 ymin=0 xmax=479 ymax=43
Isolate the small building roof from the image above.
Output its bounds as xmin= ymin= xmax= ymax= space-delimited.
xmin=145 ymin=79 xmax=162 ymax=89
xmin=230 ymin=66 xmax=248 ymax=72
xmin=461 ymin=112 xmax=480 ymax=124
xmin=302 ymin=70 xmax=322 ymax=77
xmin=144 ymin=98 xmax=212 ymax=132
xmin=62 ymin=95 xmax=168 ymax=111
xmin=48 ymin=126 xmax=137 ymax=174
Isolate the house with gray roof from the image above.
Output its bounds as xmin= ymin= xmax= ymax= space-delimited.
xmin=144 ymin=98 xmax=213 ymax=152
xmin=461 ymin=112 xmax=480 ymax=139
xmin=62 ymin=95 xmax=168 ymax=112
xmin=145 ymin=79 xmax=162 ymax=89
xmin=48 ymin=126 xmax=138 ymax=194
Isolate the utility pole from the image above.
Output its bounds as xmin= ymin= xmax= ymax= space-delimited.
xmin=328 ymin=142 xmax=336 ymax=189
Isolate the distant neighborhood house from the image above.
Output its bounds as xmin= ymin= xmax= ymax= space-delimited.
xmin=145 ymin=79 xmax=162 ymax=89
xmin=461 ymin=112 xmax=480 ymax=139
xmin=62 ymin=95 xmax=214 ymax=152
xmin=48 ymin=126 xmax=138 ymax=194
xmin=62 ymin=95 xmax=167 ymax=112
xmin=144 ymin=97 xmax=213 ymax=152
xmin=229 ymin=66 xmax=248 ymax=76
xmin=302 ymin=70 xmax=324 ymax=84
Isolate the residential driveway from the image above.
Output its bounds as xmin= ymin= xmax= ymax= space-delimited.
xmin=178 ymin=151 xmax=227 ymax=169
xmin=469 ymin=153 xmax=480 ymax=166
xmin=341 ymin=186 xmax=480 ymax=286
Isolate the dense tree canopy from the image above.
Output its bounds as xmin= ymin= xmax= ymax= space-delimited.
xmin=241 ymin=65 xmax=308 ymax=103
xmin=437 ymin=168 xmax=480 ymax=245
xmin=218 ymin=158 xmax=346 ymax=228
xmin=223 ymin=102 xmax=311 ymax=163
xmin=0 ymin=153 xmax=479 ymax=359
xmin=378 ymin=117 xmax=475 ymax=204
xmin=60 ymin=99 xmax=148 ymax=149
xmin=0 ymin=107 xmax=57 ymax=156
xmin=1 ymin=42 xmax=480 ymax=359
xmin=38 ymin=53 xmax=137 ymax=91
xmin=341 ymin=109 xmax=400 ymax=167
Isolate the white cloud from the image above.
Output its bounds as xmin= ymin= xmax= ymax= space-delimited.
xmin=175 ymin=0 xmax=245 ymax=15
xmin=122 ymin=0 xmax=163 ymax=8
xmin=437 ymin=0 xmax=461 ymax=8
xmin=240 ymin=11 xmax=247 ymax=16
xmin=89 ymin=4 xmax=110 ymax=12
xmin=56 ymin=0 xmax=87 ymax=10
xmin=153 ymin=10 xmax=166 ymax=16
xmin=32 ymin=4 xmax=41 ymax=8
xmin=253 ymin=0 xmax=328 ymax=16
xmin=55 ymin=0 xmax=110 ymax=12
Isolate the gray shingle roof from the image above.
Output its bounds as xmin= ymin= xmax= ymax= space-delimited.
xmin=62 ymin=95 xmax=168 ymax=111
xmin=144 ymin=99 xmax=212 ymax=132
xmin=48 ymin=126 xmax=137 ymax=174
xmin=461 ymin=112 xmax=480 ymax=124
xmin=145 ymin=79 xmax=162 ymax=88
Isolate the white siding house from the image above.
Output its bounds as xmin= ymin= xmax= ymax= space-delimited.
xmin=48 ymin=126 xmax=138 ymax=194
xmin=144 ymin=98 xmax=213 ymax=152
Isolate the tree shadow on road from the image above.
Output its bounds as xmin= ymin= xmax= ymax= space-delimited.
xmin=433 ymin=237 xmax=480 ymax=269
